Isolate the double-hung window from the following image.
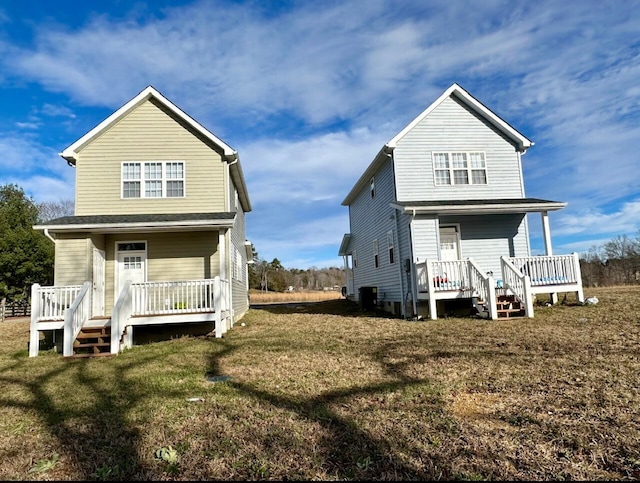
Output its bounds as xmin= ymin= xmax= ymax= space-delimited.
xmin=433 ymin=152 xmax=487 ymax=186
xmin=122 ymin=161 xmax=185 ymax=198
xmin=387 ymin=231 xmax=395 ymax=264
xmin=373 ymin=239 xmax=379 ymax=269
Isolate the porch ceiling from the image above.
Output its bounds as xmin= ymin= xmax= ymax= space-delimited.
xmin=391 ymin=198 xmax=566 ymax=215
xmin=34 ymin=212 xmax=236 ymax=234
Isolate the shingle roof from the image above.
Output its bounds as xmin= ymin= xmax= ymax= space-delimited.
xmin=36 ymin=212 xmax=235 ymax=227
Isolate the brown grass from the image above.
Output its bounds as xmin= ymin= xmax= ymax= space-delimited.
xmin=0 ymin=286 xmax=638 ymax=480
xmin=249 ymin=289 xmax=343 ymax=304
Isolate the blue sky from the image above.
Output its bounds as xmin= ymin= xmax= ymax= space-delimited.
xmin=1 ymin=0 xmax=639 ymax=269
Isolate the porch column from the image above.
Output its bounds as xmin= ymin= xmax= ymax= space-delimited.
xmin=540 ymin=211 xmax=558 ymax=304
xmin=541 ymin=211 xmax=553 ymax=256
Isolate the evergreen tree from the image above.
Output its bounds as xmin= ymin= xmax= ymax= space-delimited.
xmin=0 ymin=184 xmax=54 ymax=301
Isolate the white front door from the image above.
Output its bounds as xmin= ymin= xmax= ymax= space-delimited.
xmin=92 ymin=249 xmax=106 ymax=316
xmin=115 ymin=244 xmax=147 ymax=298
xmin=439 ymin=226 xmax=461 ymax=261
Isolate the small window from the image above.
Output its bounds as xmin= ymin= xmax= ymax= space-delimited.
xmin=117 ymin=242 xmax=146 ymax=251
xmin=387 ymin=231 xmax=395 ymax=264
xmin=370 ymin=177 xmax=375 ymax=198
xmin=373 ymin=239 xmax=379 ymax=269
xmin=353 ymin=250 xmax=357 ymax=268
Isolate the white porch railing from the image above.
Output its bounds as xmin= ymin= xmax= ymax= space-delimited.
xmin=31 ymin=284 xmax=84 ymax=321
xmin=417 ymin=259 xmax=497 ymax=320
xmin=130 ymin=278 xmax=220 ymax=315
xmin=129 ymin=276 xmax=229 ymax=337
xmin=30 ymin=283 xmax=85 ymax=357
xmin=418 ymin=260 xmax=471 ymax=293
xmin=500 ymin=256 xmax=534 ymax=318
xmin=111 ymin=280 xmax=132 ymax=354
xmin=508 ymin=253 xmax=583 ymax=294
xmin=63 ymin=282 xmax=92 ymax=357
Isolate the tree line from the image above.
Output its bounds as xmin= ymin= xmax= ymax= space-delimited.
xmin=579 ymin=233 xmax=640 ymax=287
xmin=248 ymin=247 xmax=345 ymax=292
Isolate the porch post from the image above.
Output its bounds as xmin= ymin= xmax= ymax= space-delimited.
xmin=214 ymin=276 xmax=223 ymax=338
xmin=541 ymin=211 xmax=553 ymax=256
xmin=218 ymin=230 xmax=230 ymax=329
xmin=541 ymin=211 xmax=558 ymax=304
xmin=29 ymin=284 xmax=41 ymax=357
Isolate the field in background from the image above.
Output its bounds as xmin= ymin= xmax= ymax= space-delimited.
xmin=249 ymin=289 xmax=343 ymax=304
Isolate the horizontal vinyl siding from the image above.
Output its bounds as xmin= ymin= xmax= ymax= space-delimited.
xmin=411 ymin=217 xmax=439 ymax=262
xmin=104 ymin=231 xmax=219 ymax=314
xmin=441 ymin=214 xmax=529 ymax=277
xmin=54 ymin=235 xmax=90 ymax=286
xmin=394 ymin=95 xmax=525 ymax=202
xmin=75 ymin=98 xmax=226 ymax=215
xmin=349 ymin=157 xmax=403 ymax=304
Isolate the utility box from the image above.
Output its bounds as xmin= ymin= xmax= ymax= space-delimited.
xmin=359 ymin=286 xmax=377 ymax=310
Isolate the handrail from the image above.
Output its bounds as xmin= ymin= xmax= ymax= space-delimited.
xmin=63 ymin=282 xmax=92 ymax=357
xmin=111 ymin=280 xmax=132 ymax=354
xmin=500 ymin=256 xmax=533 ymax=317
xmin=468 ymin=258 xmax=497 ymax=319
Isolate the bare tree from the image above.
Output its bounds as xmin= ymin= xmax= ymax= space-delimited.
xmin=37 ymin=199 xmax=74 ymax=222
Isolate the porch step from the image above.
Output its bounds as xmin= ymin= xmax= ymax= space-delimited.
xmin=69 ymin=326 xmax=113 ymax=358
xmin=496 ymin=295 xmax=526 ymax=318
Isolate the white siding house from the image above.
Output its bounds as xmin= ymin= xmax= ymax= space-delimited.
xmin=340 ymin=83 xmax=583 ymax=320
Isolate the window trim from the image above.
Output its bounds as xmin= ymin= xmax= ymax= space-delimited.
xmin=432 ymin=151 xmax=487 ymax=186
xmin=373 ymin=238 xmax=379 ymax=269
xmin=121 ymin=161 xmax=186 ymax=199
xmin=387 ymin=230 xmax=395 ymax=265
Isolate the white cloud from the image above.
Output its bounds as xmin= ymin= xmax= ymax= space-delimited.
xmin=554 ymin=199 xmax=640 ymax=237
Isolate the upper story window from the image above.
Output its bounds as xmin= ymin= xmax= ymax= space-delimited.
xmin=387 ymin=231 xmax=395 ymax=264
xmin=373 ymin=239 xmax=379 ymax=269
xmin=433 ymin=152 xmax=487 ymax=186
xmin=122 ymin=161 xmax=185 ymax=198
xmin=370 ymin=177 xmax=375 ymax=198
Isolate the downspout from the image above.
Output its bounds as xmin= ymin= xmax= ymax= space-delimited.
xmin=44 ymin=229 xmax=56 ymax=244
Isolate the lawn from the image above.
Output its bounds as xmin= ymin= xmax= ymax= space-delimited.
xmin=0 ymin=286 xmax=638 ymax=480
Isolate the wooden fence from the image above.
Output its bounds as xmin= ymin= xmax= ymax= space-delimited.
xmin=1 ymin=298 xmax=31 ymax=321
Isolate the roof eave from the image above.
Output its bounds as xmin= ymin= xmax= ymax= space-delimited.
xmin=391 ymin=201 xmax=567 ymax=215
xmin=34 ymin=218 xmax=236 ymax=233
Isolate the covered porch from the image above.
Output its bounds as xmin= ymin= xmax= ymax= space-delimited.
xmin=29 ymin=276 xmax=231 ymax=357
xmin=415 ymin=253 xmax=584 ymax=319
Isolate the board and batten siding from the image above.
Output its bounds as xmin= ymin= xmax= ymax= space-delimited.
xmin=103 ymin=231 xmax=220 ymax=314
xmin=440 ymin=214 xmax=529 ymax=277
xmin=348 ymin=156 xmax=403 ymax=305
xmin=393 ymin=95 xmax=526 ymax=202
xmin=54 ymin=235 xmax=91 ymax=286
xmin=74 ymin=98 xmax=227 ymax=215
